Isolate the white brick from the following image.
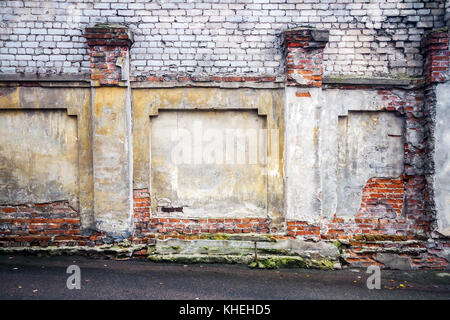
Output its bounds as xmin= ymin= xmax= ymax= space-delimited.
xmin=0 ymin=0 xmax=439 ymax=78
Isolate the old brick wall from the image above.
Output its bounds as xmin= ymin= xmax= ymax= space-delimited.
xmin=0 ymin=2 xmax=449 ymax=270
xmin=0 ymin=0 xmax=446 ymax=78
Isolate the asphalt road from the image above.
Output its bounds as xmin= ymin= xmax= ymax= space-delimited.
xmin=0 ymin=254 xmax=449 ymax=300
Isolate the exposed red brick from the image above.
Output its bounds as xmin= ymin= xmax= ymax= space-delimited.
xmin=295 ymin=90 xmax=311 ymax=97
xmin=85 ymin=26 xmax=133 ymax=85
xmin=422 ymin=30 xmax=449 ymax=84
xmin=282 ymin=29 xmax=328 ymax=87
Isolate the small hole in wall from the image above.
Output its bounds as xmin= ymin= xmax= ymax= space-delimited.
xmin=160 ymin=207 xmax=184 ymax=213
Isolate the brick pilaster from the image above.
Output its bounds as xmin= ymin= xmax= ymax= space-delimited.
xmin=85 ymin=25 xmax=134 ymax=238
xmin=422 ymin=28 xmax=449 ymax=84
xmin=281 ymin=28 xmax=329 ymax=87
xmin=85 ymin=24 xmax=133 ymax=85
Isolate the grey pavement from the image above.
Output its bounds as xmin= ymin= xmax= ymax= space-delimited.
xmin=0 ymin=254 xmax=449 ymax=300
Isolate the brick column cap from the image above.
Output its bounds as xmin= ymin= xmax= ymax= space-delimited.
xmin=282 ymin=28 xmax=329 ymax=87
xmin=85 ymin=24 xmax=133 ymax=85
xmin=85 ymin=24 xmax=134 ymax=47
xmin=421 ymin=27 xmax=449 ymax=84
xmin=421 ymin=27 xmax=449 ymax=54
xmin=281 ymin=28 xmax=329 ymax=50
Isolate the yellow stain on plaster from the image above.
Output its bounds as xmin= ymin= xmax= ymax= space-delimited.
xmin=0 ymin=88 xmax=20 ymax=108
xmin=94 ymin=87 xmax=126 ymax=137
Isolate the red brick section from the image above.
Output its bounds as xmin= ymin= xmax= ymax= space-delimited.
xmin=283 ymin=85 xmax=447 ymax=268
xmin=287 ymin=177 xmax=421 ymax=240
xmin=0 ymin=202 xmax=116 ymax=247
xmin=324 ymin=177 xmax=425 ymax=239
xmin=286 ymin=176 xmax=446 ymax=268
xmin=295 ymin=90 xmax=311 ymax=98
xmin=85 ymin=25 xmax=133 ymax=85
xmin=422 ymin=28 xmax=449 ymax=83
xmin=132 ymin=189 xmax=271 ymax=239
xmin=282 ymin=28 xmax=329 ymax=87
xmin=0 ymin=201 xmax=81 ymax=247
xmin=359 ymin=177 xmax=405 ymax=217
xmin=287 ymin=221 xmax=321 ymax=239
xmin=0 ymin=183 xmax=446 ymax=268
xmin=147 ymin=218 xmax=270 ymax=237
xmin=133 ymin=188 xmax=151 ymax=237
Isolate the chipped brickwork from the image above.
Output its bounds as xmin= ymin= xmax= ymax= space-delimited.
xmin=147 ymin=218 xmax=271 ymax=236
xmin=324 ymin=176 xmax=429 ymax=239
xmin=133 ymin=188 xmax=151 ymax=236
xmin=343 ymin=238 xmax=449 ymax=269
xmin=422 ymin=29 xmax=450 ymax=83
xmin=0 ymin=201 xmax=81 ymax=247
xmin=282 ymin=83 xmax=448 ymax=269
xmin=133 ymin=189 xmax=272 ymax=238
xmin=85 ymin=25 xmax=132 ymax=85
xmin=282 ymin=28 xmax=328 ymax=87
xmin=359 ymin=177 xmax=405 ymax=218
xmin=286 ymin=221 xmax=321 ymax=239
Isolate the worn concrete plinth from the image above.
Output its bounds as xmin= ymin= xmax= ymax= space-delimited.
xmin=148 ymin=238 xmax=341 ymax=269
xmin=434 ymin=81 xmax=450 ymax=237
xmin=92 ymin=87 xmax=133 ymax=238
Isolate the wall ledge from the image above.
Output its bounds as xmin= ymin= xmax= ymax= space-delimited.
xmin=0 ymin=74 xmax=90 ymax=82
xmin=0 ymin=74 xmax=425 ymax=89
xmin=130 ymin=81 xmax=285 ymax=89
xmin=0 ymin=74 xmax=90 ymax=87
xmin=323 ymin=76 xmax=423 ymax=87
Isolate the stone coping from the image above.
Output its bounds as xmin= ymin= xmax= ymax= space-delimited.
xmin=0 ymin=74 xmax=424 ymax=89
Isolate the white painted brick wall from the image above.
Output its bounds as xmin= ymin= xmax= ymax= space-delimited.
xmin=446 ymin=0 xmax=450 ymax=26
xmin=0 ymin=0 xmax=446 ymax=78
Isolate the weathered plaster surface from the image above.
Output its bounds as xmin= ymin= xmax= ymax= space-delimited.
xmin=0 ymin=87 xmax=94 ymax=229
xmin=151 ymin=110 xmax=267 ymax=218
xmin=0 ymin=83 xmax=438 ymax=244
xmin=132 ymin=88 xmax=285 ymax=226
xmin=434 ymin=81 xmax=450 ymax=236
xmin=0 ymin=110 xmax=78 ymax=207
xmin=285 ymin=88 xmax=405 ymax=223
xmin=92 ymin=87 xmax=133 ymax=237
xmin=284 ymin=87 xmax=322 ymax=222
xmin=322 ymin=90 xmax=405 ymax=220
xmin=337 ymin=111 xmax=404 ymax=216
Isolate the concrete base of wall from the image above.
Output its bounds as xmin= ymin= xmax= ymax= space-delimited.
xmin=0 ymin=238 xmax=341 ymax=270
xmin=1 ymin=236 xmax=448 ymax=270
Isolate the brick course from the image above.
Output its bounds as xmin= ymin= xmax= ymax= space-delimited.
xmin=133 ymin=189 xmax=272 ymax=239
xmin=0 ymin=201 xmax=81 ymax=247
